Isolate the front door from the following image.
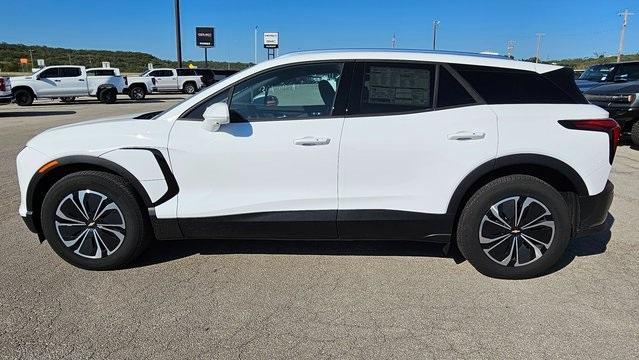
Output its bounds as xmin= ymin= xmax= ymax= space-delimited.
xmin=150 ymin=70 xmax=176 ymax=91
xmin=168 ymin=62 xmax=350 ymax=239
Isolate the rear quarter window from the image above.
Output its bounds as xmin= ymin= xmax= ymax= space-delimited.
xmin=452 ymin=64 xmax=584 ymax=104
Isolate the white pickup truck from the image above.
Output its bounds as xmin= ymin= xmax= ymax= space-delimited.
xmin=136 ymin=68 xmax=203 ymax=94
xmin=10 ymin=66 xmax=126 ymax=106
xmin=0 ymin=77 xmax=11 ymax=105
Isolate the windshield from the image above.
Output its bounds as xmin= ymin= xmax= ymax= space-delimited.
xmin=579 ymin=64 xmax=615 ymax=82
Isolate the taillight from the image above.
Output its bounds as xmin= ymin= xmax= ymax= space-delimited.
xmin=0 ymin=78 xmax=5 ymax=92
xmin=558 ymin=119 xmax=621 ymax=164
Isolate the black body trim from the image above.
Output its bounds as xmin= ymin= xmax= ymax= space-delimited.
xmin=575 ymin=180 xmax=614 ymax=236
xmin=337 ymin=210 xmax=452 ymax=242
xmin=121 ymin=147 xmax=179 ymax=206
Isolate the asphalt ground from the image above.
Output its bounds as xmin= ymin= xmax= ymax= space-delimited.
xmin=0 ymin=95 xmax=637 ymax=359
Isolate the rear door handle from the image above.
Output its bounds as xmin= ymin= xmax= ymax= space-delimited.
xmin=447 ymin=131 xmax=486 ymax=141
xmin=294 ymin=136 xmax=331 ymax=146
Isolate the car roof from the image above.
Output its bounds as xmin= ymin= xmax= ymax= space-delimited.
xmin=274 ymin=48 xmax=561 ymax=74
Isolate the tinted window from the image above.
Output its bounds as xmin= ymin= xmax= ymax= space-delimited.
xmin=60 ymin=67 xmax=82 ymax=77
xmin=39 ymin=68 xmax=60 ymax=78
xmin=436 ymin=66 xmax=476 ymax=108
xmin=177 ymin=69 xmax=196 ymax=76
xmin=195 ymin=69 xmax=214 ymax=78
xmin=181 ymin=89 xmax=230 ymax=120
xmin=229 ymin=63 xmax=343 ymax=122
xmin=614 ymin=63 xmax=639 ymax=82
xmin=579 ymin=64 xmax=615 ymax=82
xmin=150 ymin=70 xmax=173 ymax=77
xmin=358 ymin=62 xmax=435 ymax=115
xmin=87 ymin=69 xmax=115 ymax=76
xmin=452 ymin=64 xmax=577 ymax=104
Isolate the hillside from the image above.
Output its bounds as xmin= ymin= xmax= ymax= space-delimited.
xmin=0 ymin=42 xmax=251 ymax=73
xmin=549 ymin=54 xmax=639 ymax=69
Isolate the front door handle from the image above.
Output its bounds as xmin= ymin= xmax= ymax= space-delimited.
xmin=447 ymin=131 xmax=486 ymax=141
xmin=294 ymin=136 xmax=331 ymax=146
xmin=54 ymin=79 xmax=61 ymax=82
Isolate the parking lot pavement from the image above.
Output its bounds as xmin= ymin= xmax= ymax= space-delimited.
xmin=0 ymin=98 xmax=637 ymax=359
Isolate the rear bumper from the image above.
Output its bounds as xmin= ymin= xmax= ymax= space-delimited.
xmin=575 ymin=180 xmax=614 ymax=236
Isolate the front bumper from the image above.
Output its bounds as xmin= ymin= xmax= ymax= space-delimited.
xmin=575 ymin=180 xmax=614 ymax=236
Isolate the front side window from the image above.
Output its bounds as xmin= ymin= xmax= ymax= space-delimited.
xmin=229 ymin=62 xmax=343 ymax=122
xmin=358 ymin=63 xmax=435 ymax=115
xmin=150 ymin=70 xmax=173 ymax=77
xmin=39 ymin=68 xmax=60 ymax=78
xmin=614 ymin=63 xmax=639 ymax=82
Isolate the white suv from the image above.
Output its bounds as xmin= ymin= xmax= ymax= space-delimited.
xmin=16 ymin=50 xmax=617 ymax=278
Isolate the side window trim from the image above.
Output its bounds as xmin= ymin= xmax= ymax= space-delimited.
xmin=439 ymin=63 xmax=485 ymax=105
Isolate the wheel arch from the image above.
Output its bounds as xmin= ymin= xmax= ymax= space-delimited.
xmin=446 ymin=154 xmax=588 ymax=230
xmin=12 ymin=85 xmax=36 ymax=97
xmin=26 ymin=156 xmax=153 ymax=235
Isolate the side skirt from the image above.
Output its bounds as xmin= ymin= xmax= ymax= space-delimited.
xmin=149 ymin=210 xmax=453 ymax=243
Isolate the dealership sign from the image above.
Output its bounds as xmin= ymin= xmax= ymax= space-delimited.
xmin=196 ymin=27 xmax=215 ymax=47
xmin=263 ymin=32 xmax=279 ymax=49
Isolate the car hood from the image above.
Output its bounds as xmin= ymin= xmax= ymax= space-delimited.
xmin=26 ymin=113 xmax=171 ymax=158
xmin=583 ymin=81 xmax=639 ymax=95
xmin=576 ymin=79 xmax=604 ymax=92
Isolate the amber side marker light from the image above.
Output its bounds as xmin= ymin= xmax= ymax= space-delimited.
xmin=38 ymin=160 xmax=60 ymax=174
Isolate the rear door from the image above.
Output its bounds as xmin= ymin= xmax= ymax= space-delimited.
xmin=337 ymin=62 xmax=498 ymax=240
xmin=58 ymin=67 xmax=87 ymax=96
xmin=150 ymin=70 xmax=176 ymax=91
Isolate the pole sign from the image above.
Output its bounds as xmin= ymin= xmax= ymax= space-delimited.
xmin=263 ymin=32 xmax=279 ymax=49
xmin=196 ymin=27 xmax=215 ymax=47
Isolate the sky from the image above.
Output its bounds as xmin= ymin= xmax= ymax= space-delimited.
xmin=2 ymin=0 xmax=638 ymax=63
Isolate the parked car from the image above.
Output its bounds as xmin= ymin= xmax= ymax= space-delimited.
xmin=135 ymin=68 xmax=203 ymax=94
xmin=212 ymin=69 xmax=239 ymax=83
xmin=0 ymin=77 xmax=11 ymax=105
xmin=188 ymin=68 xmax=215 ymax=87
xmin=120 ymin=72 xmax=158 ymax=100
xmin=10 ymin=66 xmax=125 ymax=106
xmin=16 ymin=50 xmax=616 ymax=279
xmin=583 ymin=82 xmax=639 ymax=144
xmin=576 ymin=61 xmax=639 ymax=92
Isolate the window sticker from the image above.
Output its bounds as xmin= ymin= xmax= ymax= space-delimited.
xmin=367 ymin=66 xmax=431 ymax=107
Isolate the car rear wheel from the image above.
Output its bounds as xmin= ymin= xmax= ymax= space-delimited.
xmin=456 ymin=175 xmax=571 ymax=279
xmin=98 ymin=88 xmax=117 ymax=104
xmin=14 ymin=89 xmax=34 ymax=106
xmin=128 ymin=85 xmax=146 ymax=100
xmin=182 ymin=82 xmax=196 ymax=94
xmin=40 ymin=171 xmax=151 ymax=270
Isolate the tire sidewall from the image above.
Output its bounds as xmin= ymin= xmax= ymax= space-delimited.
xmin=15 ymin=89 xmax=33 ymax=106
xmin=457 ymin=177 xmax=571 ymax=279
xmin=130 ymin=86 xmax=145 ymax=100
xmin=184 ymin=83 xmax=195 ymax=94
xmin=40 ymin=173 xmax=144 ymax=270
xmin=99 ymin=88 xmax=117 ymax=104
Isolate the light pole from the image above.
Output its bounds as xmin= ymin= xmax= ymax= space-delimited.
xmin=617 ymin=9 xmax=634 ymax=62
xmin=174 ymin=0 xmax=183 ymax=68
xmin=28 ymin=50 xmax=34 ymax=68
xmin=432 ymin=20 xmax=440 ymax=50
xmin=254 ymin=26 xmax=258 ymax=64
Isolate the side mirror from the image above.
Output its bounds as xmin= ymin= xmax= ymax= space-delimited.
xmin=35 ymin=75 xmax=41 ymax=80
xmin=202 ymin=102 xmax=230 ymax=132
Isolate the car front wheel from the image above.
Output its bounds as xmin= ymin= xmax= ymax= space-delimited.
xmin=456 ymin=175 xmax=571 ymax=279
xmin=40 ymin=171 xmax=151 ymax=270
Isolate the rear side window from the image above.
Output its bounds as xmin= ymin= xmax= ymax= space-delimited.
xmin=452 ymin=64 xmax=582 ymax=104
xmin=614 ymin=63 xmax=639 ymax=82
xmin=177 ymin=69 xmax=196 ymax=76
xmin=436 ymin=67 xmax=477 ymax=108
xmin=60 ymin=67 xmax=82 ymax=77
xmin=356 ymin=62 xmax=435 ymax=115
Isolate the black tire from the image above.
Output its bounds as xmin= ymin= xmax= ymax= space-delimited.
xmin=182 ymin=82 xmax=196 ymax=94
xmin=128 ymin=85 xmax=146 ymax=100
xmin=98 ymin=88 xmax=117 ymax=104
xmin=13 ymin=88 xmax=34 ymax=106
xmin=40 ymin=171 xmax=152 ymax=270
xmin=631 ymin=121 xmax=639 ymax=147
xmin=60 ymin=96 xmax=75 ymax=103
xmin=456 ymin=175 xmax=571 ymax=279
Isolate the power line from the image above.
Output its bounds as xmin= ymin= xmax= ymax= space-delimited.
xmin=535 ymin=33 xmax=545 ymax=63
xmin=617 ymin=9 xmax=634 ymax=62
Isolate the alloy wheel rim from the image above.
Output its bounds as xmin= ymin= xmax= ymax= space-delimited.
xmin=478 ymin=196 xmax=555 ymax=267
xmin=54 ymin=190 xmax=126 ymax=259
xmin=132 ymin=88 xmax=144 ymax=99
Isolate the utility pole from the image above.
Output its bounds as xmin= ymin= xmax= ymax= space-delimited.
xmin=254 ymin=26 xmax=258 ymax=64
xmin=432 ymin=20 xmax=440 ymax=50
xmin=174 ymin=0 xmax=183 ymax=68
xmin=68 ymin=54 xmax=72 ymax=65
xmin=392 ymin=33 xmax=397 ymax=48
xmin=535 ymin=33 xmax=545 ymax=63
xmin=617 ymin=9 xmax=634 ymax=62
xmin=28 ymin=50 xmax=34 ymax=67
xmin=506 ymin=40 xmax=516 ymax=58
